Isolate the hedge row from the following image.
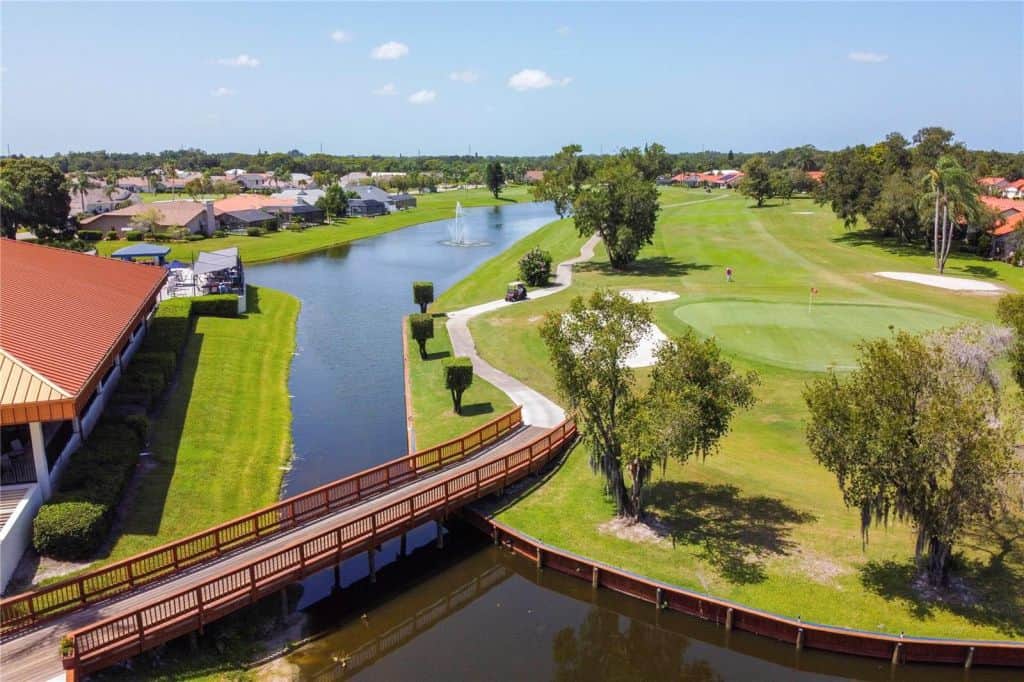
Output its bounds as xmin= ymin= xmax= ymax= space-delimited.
xmin=190 ymin=295 xmax=238 ymax=318
xmin=33 ymin=415 xmax=149 ymax=559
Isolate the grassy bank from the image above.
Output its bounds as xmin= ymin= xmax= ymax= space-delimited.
xmin=97 ymin=187 xmax=531 ymax=264
xmin=432 ymin=216 xmax=586 ymax=311
xmin=407 ymin=317 xmax=514 ymax=450
xmin=460 ymin=187 xmax=1022 ymax=639
xmin=106 ymin=286 xmax=299 ymax=560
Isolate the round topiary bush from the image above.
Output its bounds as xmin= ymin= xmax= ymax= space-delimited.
xmin=518 ymin=247 xmax=553 ymax=286
xmin=125 ymin=230 xmax=144 ymax=241
xmin=104 ymin=230 xmax=120 ymax=241
xmin=246 ymin=226 xmax=265 ymax=237
xmin=33 ymin=501 xmax=109 ymax=560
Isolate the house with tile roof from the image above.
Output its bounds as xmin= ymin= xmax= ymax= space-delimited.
xmin=80 ymin=200 xmax=217 ymax=236
xmin=1003 ymin=178 xmax=1024 ymax=200
xmin=978 ymin=176 xmax=1010 ymax=195
xmin=981 ymin=195 xmax=1024 ymax=260
xmin=0 ymin=240 xmax=166 ymax=590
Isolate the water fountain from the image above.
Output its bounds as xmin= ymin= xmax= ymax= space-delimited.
xmin=441 ymin=201 xmax=490 ymax=247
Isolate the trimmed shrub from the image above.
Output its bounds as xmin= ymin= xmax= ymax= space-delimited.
xmin=213 ymin=229 xmax=228 ymax=238
xmin=77 ymin=230 xmax=103 ymax=242
xmin=409 ymin=313 xmax=434 ymax=358
xmin=444 ymin=357 xmax=474 ymax=414
xmin=190 ymin=295 xmax=238 ymax=318
xmin=131 ymin=352 xmax=177 ymax=383
xmin=142 ymin=299 xmax=194 ymax=354
xmin=413 ymin=281 xmax=434 ymax=313
xmin=104 ymin=230 xmax=120 ymax=241
xmin=185 ymin=233 xmax=206 ymax=242
xmin=518 ymin=247 xmax=553 ymax=286
xmin=152 ymin=232 xmax=173 ymax=242
xmin=33 ymin=501 xmax=108 ymax=560
xmin=246 ymin=226 xmax=265 ymax=237
xmin=125 ymin=230 xmax=144 ymax=241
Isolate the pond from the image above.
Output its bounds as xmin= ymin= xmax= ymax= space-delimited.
xmin=247 ymin=204 xmax=1009 ymax=680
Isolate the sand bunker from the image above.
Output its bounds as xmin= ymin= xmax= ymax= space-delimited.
xmin=874 ymin=271 xmax=1004 ymax=293
xmin=625 ymin=323 xmax=669 ymax=368
xmin=792 ymin=211 xmax=815 ymax=215
xmin=619 ymin=289 xmax=680 ymax=303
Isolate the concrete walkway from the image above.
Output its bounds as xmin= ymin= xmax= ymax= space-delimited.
xmin=446 ymin=235 xmax=600 ymax=427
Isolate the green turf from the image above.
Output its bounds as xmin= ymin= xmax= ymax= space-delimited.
xmin=407 ymin=317 xmax=514 ymax=450
xmin=96 ymin=187 xmax=531 ymax=264
xmin=674 ymin=300 xmax=965 ymax=372
xmin=457 ymin=188 xmax=1023 ymax=639
xmin=106 ymin=286 xmax=299 ymax=560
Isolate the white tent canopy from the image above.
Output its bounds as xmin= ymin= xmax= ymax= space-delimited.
xmin=193 ymin=247 xmax=239 ymax=275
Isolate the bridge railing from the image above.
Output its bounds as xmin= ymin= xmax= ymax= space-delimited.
xmin=63 ymin=419 xmax=577 ymax=675
xmin=0 ymin=406 xmax=523 ymax=636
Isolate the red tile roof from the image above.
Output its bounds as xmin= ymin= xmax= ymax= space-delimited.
xmin=807 ymin=171 xmax=825 ymax=182
xmin=982 ymin=196 xmax=1024 ymax=236
xmin=0 ymin=240 xmax=166 ymax=412
xmin=1008 ymin=179 xmax=1024 ymax=191
xmin=978 ymin=176 xmax=1008 ymax=187
xmin=212 ymin=194 xmax=291 ymax=214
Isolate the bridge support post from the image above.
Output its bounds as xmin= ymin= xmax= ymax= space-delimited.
xmin=280 ymin=588 xmax=289 ymax=623
xmin=368 ymin=548 xmax=377 ymax=583
xmin=795 ymin=628 xmax=804 ymax=651
xmin=435 ymin=521 xmax=444 ymax=549
xmin=333 ymin=563 xmax=341 ymax=588
xmin=400 ymin=533 xmax=407 ymax=558
xmin=189 ymin=631 xmax=199 ymax=652
xmin=965 ymin=646 xmax=975 ymax=670
xmin=591 ymin=566 xmax=599 ymax=590
xmin=725 ymin=607 xmax=734 ymax=631
xmin=891 ymin=642 xmax=902 ymax=665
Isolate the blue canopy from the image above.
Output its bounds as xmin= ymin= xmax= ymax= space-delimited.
xmin=111 ymin=244 xmax=172 ymax=264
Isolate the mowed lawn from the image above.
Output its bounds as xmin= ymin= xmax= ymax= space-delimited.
xmin=460 ymin=186 xmax=1024 ymax=639
xmin=407 ymin=316 xmax=514 ymax=450
xmin=106 ymin=286 xmax=299 ymax=560
xmin=96 ymin=186 xmax=531 ymax=264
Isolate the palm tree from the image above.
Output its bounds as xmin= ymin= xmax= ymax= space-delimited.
xmin=921 ymin=156 xmax=980 ymax=274
xmin=163 ymin=162 xmax=177 ymax=195
xmin=69 ymin=172 xmax=92 ymax=213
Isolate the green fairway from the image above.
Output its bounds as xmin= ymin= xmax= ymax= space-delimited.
xmin=675 ymin=300 xmax=964 ymax=372
xmin=449 ymin=187 xmax=1024 ymax=639
xmin=106 ymin=286 xmax=299 ymax=560
xmin=96 ymin=186 xmax=531 ymax=264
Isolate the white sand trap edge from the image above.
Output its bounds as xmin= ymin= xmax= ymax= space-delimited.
xmin=874 ymin=271 xmax=1004 ymax=293
xmin=792 ymin=211 xmax=815 ymax=215
xmin=626 ymin=323 xmax=669 ymax=368
xmin=619 ymin=289 xmax=681 ymax=303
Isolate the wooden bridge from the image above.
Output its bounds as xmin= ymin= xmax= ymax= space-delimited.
xmin=0 ymin=408 xmax=577 ymax=681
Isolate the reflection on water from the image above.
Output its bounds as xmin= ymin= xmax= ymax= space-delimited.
xmin=279 ymin=526 xmax=1011 ymax=681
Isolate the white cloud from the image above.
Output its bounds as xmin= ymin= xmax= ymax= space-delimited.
xmin=211 ymin=87 xmax=236 ymax=97
xmin=216 ymin=54 xmax=260 ymax=68
xmin=556 ymin=26 xmax=571 ymax=36
xmin=449 ymin=70 xmax=479 ymax=83
xmin=330 ymin=29 xmax=352 ymax=43
xmin=848 ymin=51 xmax=888 ymax=63
xmin=373 ymin=83 xmax=399 ymax=96
xmin=408 ymin=89 xmax=437 ymax=104
xmin=371 ymin=41 xmax=409 ymax=60
xmin=507 ymin=69 xmax=572 ymax=91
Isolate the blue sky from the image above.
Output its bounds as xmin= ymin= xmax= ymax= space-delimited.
xmin=2 ymin=2 xmax=1021 ymax=156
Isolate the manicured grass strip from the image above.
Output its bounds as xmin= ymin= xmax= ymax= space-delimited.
xmin=433 ymin=217 xmax=585 ymax=311
xmin=464 ymin=191 xmax=1022 ymax=639
xmin=407 ymin=317 xmax=514 ymax=450
xmin=106 ymin=285 xmax=299 ymax=560
xmin=97 ymin=187 xmax=531 ymax=264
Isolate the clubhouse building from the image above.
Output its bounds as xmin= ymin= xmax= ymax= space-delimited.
xmin=0 ymin=241 xmax=166 ymax=591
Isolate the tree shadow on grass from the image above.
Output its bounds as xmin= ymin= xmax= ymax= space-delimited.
xmin=962 ymin=264 xmax=999 ymax=279
xmin=859 ymin=550 xmax=1024 ymax=637
xmin=647 ymin=481 xmax=816 ymax=585
xmin=459 ymin=402 xmax=494 ymax=417
xmin=423 ymin=350 xmax=451 ymax=361
xmin=832 ymin=231 xmax=996 ymax=275
xmin=245 ymin=285 xmax=262 ymax=314
xmin=578 ymin=256 xmax=711 ymax=279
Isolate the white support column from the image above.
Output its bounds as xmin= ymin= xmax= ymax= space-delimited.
xmin=29 ymin=421 xmax=51 ymax=500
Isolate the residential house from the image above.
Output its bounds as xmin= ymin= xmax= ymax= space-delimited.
xmin=982 ymin=196 xmax=1024 ymax=259
xmin=79 ymin=200 xmax=217 ymax=236
xmin=271 ymin=188 xmax=325 ymax=206
xmin=1003 ymin=179 xmax=1024 ymax=200
xmin=340 ymin=171 xmax=371 ymax=186
xmin=671 ymin=172 xmax=701 ymax=187
xmin=347 ymin=198 xmax=388 ymax=217
xmin=218 ymin=208 xmax=279 ymax=230
xmin=0 ymin=240 xmax=165 ymax=591
xmin=806 ymin=171 xmax=825 ymax=184
xmin=978 ymin=177 xmax=1010 ymax=195
xmin=347 ymin=185 xmax=417 ymax=212
xmin=524 ymin=170 xmax=545 ymax=183
xmin=212 ymin=193 xmax=324 ymax=225
xmin=117 ymin=176 xmax=155 ymax=193
xmin=68 ymin=186 xmax=137 ymax=217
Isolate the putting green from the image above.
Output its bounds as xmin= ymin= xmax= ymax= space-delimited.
xmin=674 ymin=300 xmax=964 ymax=372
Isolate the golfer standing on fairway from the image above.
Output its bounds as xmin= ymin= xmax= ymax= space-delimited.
xmin=726 ymin=266 xmax=733 ymax=282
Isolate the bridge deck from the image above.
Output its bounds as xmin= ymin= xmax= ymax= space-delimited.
xmin=0 ymin=426 xmax=545 ymax=682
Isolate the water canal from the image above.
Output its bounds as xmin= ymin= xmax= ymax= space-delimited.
xmin=247 ymin=204 xmax=1009 ymax=681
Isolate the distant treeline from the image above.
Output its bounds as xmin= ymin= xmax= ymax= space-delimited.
xmin=3 ymin=135 xmax=1022 ymax=184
